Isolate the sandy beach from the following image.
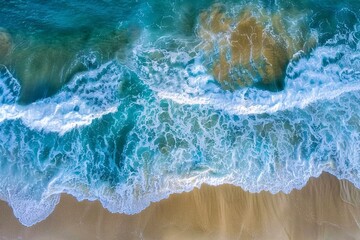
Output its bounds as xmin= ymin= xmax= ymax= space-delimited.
xmin=0 ymin=173 xmax=359 ymax=240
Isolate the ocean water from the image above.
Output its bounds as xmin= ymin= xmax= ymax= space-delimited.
xmin=0 ymin=0 xmax=360 ymax=226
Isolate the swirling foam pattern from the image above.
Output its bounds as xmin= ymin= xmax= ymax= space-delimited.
xmin=0 ymin=0 xmax=360 ymax=226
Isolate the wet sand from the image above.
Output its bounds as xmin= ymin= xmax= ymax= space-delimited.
xmin=1 ymin=173 xmax=360 ymax=240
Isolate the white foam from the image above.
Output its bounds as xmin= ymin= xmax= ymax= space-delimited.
xmin=0 ymin=62 xmax=128 ymax=134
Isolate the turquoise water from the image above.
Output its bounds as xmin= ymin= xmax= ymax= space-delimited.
xmin=1 ymin=0 xmax=360 ymax=226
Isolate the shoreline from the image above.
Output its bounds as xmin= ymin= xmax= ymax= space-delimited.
xmin=1 ymin=172 xmax=360 ymax=239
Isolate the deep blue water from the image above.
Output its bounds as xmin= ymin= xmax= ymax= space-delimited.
xmin=1 ymin=0 xmax=360 ymax=226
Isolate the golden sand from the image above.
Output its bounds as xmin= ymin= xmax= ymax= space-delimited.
xmin=1 ymin=173 xmax=360 ymax=240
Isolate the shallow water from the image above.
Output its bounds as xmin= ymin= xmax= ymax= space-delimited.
xmin=0 ymin=0 xmax=360 ymax=226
